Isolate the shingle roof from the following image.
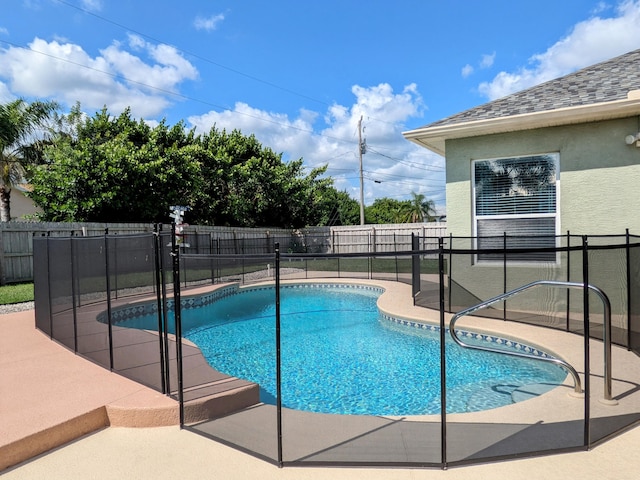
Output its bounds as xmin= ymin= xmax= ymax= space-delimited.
xmin=426 ymin=49 xmax=640 ymax=129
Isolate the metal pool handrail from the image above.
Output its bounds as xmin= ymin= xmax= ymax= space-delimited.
xmin=449 ymin=280 xmax=614 ymax=403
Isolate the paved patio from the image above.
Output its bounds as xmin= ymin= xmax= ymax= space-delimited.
xmin=2 ymin=279 xmax=640 ymax=478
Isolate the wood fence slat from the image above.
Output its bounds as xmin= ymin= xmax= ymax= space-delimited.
xmin=0 ymin=221 xmax=446 ymax=284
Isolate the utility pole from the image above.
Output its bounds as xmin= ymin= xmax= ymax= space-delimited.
xmin=358 ymin=115 xmax=366 ymax=225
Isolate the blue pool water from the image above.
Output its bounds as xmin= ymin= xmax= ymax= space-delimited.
xmin=119 ymin=284 xmax=567 ymax=415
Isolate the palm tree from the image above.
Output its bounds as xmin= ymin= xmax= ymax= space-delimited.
xmin=0 ymin=99 xmax=58 ymax=222
xmin=400 ymin=192 xmax=436 ymax=223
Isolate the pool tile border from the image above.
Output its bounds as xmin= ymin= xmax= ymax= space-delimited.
xmin=381 ymin=313 xmax=555 ymax=359
xmin=103 ymin=282 xmax=555 ymax=359
xmin=104 ymin=283 xmax=383 ymax=325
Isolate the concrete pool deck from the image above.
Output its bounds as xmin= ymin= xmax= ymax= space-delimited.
xmin=2 ymin=278 xmax=640 ymax=478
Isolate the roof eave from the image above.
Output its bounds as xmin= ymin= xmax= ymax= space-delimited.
xmin=403 ymin=95 xmax=640 ymax=156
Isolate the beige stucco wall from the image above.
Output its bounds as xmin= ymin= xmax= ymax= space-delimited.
xmin=443 ymin=116 xmax=640 ymax=321
xmin=446 ymin=116 xmax=640 ymax=236
xmin=11 ymin=189 xmax=42 ymax=220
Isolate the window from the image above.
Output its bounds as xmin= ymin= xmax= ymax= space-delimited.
xmin=473 ymin=153 xmax=559 ymax=262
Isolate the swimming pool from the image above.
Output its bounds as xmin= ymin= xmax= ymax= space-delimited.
xmin=118 ymin=283 xmax=567 ymax=416
xmin=189 ymin=284 xmax=566 ymax=415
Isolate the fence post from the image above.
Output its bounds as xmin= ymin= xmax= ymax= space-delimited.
xmin=46 ymin=234 xmax=53 ymax=338
xmin=411 ymin=233 xmax=420 ymax=303
xmin=626 ymin=228 xmax=632 ymax=350
xmin=0 ymin=226 xmax=5 ymax=285
xmin=582 ymin=235 xmax=591 ymax=448
xmin=171 ymin=222 xmax=185 ymax=427
xmin=438 ymin=235 xmax=447 ymax=468
xmin=503 ymin=232 xmax=507 ymax=321
xmin=104 ymin=233 xmax=114 ymax=371
xmin=566 ymin=231 xmax=571 ymax=331
xmin=70 ymin=237 xmax=78 ymax=353
xmin=372 ymin=227 xmax=376 ymax=254
xmin=153 ymin=225 xmax=167 ymax=394
xmin=448 ymin=233 xmax=453 ymax=313
xmin=274 ymin=243 xmax=283 ymax=467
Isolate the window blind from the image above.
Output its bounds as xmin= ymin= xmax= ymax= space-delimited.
xmin=474 ymin=154 xmax=558 ymax=262
xmin=477 ymin=217 xmax=556 ymax=261
xmin=475 ymin=155 xmax=556 ymax=216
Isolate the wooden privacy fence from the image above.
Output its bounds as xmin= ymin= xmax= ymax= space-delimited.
xmin=330 ymin=223 xmax=447 ymax=253
xmin=0 ymin=222 xmax=158 ymax=285
xmin=0 ymin=221 xmax=446 ymax=284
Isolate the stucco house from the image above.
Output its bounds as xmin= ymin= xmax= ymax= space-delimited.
xmin=404 ymin=48 xmax=640 ymax=239
xmin=403 ymin=49 xmax=640 ymax=315
xmin=11 ymin=185 xmax=43 ymax=220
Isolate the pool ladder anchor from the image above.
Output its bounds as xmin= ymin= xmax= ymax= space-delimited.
xmin=449 ymin=280 xmax=617 ymax=406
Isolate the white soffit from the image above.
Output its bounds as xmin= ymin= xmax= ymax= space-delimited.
xmin=403 ymin=96 xmax=640 ymax=156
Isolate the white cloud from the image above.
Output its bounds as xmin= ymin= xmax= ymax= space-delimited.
xmin=126 ymin=33 xmax=146 ymax=50
xmin=479 ymin=0 xmax=640 ymax=100
xmin=592 ymin=1 xmax=611 ymax=14
xmin=188 ymin=83 xmax=445 ymax=208
xmin=0 ymin=27 xmax=8 ymax=36
xmin=80 ymin=0 xmax=102 ymax=11
xmin=101 ymin=36 xmax=198 ymax=93
xmin=462 ymin=52 xmax=495 ymax=79
xmin=480 ymin=52 xmax=496 ymax=69
xmin=0 ymin=36 xmax=198 ymax=118
xmin=194 ymin=14 xmax=225 ymax=32
xmin=0 ymin=81 xmax=15 ymax=103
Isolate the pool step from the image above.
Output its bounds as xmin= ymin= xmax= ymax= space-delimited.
xmin=182 ymin=380 xmax=261 ymax=424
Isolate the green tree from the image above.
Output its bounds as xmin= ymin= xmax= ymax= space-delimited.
xmin=189 ymin=127 xmax=337 ymax=228
xmin=0 ymin=99 xmax=58 ymax=221
xmin=30 ymin=107 xmax=202 ymax=222
xmin=313 ymin=189 xmax=360 ymax=226
xmin=365 ymin=197 xmax=411 ymax=224
xmin=399 ymin=192 xmax=436 ymax=223
xmin=31 ymin=107 xmax=344 ymax=227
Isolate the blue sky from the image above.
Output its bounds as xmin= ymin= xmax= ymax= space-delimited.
xmin=2 ymin=1 xmax=640 ymax=215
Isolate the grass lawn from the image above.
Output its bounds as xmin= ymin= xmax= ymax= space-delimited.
xmin=0 ymin=283 xmax=34 ymax=305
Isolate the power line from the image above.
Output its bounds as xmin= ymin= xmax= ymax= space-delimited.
xmin=364 ymin=170 xmax=444 ymax=185
xmin=52 ymin=0 xmax=331 ymax=109
xmin=366 ymin=146 xmax=444 ymax=171
xmin=0 ymin=39 xmax=365 ymax=150
xmin=52 ymin=0 xmax=416 ymax=133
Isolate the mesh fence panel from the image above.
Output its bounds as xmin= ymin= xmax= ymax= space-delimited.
xmin=108 ymin=234 xmax=157 ymax=299
xmin=74 ymin=237 xmax=110 ymax=368
xmin=33 ymin=236 xmax=51 ymax=336
xmin=108 ymin=235 xmax=164 ymax=390
xmin=179 ymin=254 xmax=278 ymax=463
xmin=585 ymin=238 xmax=629 ymax=346
xmin=501 ymin=236 xmax=570 ymax=329
xmin=47 ymin=238 xmax=75 ymax=351
xmin=629 ymin=238 xmax=640 ymax=355
xmin=393 ymin=254 xmax=413 ymax=285
xmin=444 ymin=245 xmax=586 ymax=463
xmin=279 ymin=294 xmax=442 ymax=466
xmin=582 ymin=237 xmax=640 ymax=444
xmin=447 ymin=236 xmax=504 ymax=317
xmin=73 ymin=236 xmax=108 ymax=306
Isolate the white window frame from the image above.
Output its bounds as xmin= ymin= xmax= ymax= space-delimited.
xmin=472 ymin=153 xmax=560 ymax=265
